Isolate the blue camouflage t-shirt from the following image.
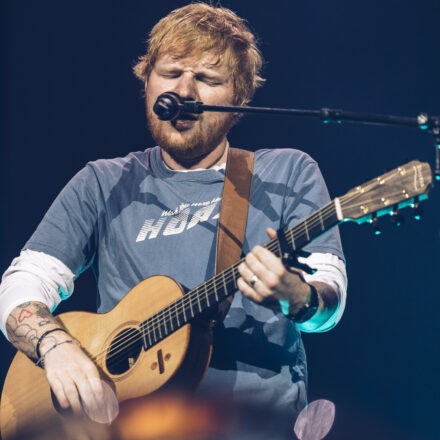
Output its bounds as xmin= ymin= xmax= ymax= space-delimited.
xmin=24 ymin=146 xmax=344 ymax=416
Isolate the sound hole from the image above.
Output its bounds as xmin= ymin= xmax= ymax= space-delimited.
xmin=106 ymin=327 xmax=143 ymax=375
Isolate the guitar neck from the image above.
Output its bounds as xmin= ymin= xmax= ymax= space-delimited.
xmin=140 ymin=200 xmax=340 ymax=349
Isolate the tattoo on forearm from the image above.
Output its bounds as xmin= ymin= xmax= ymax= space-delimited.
xmin=17 ymin=302 xmax=31 ymax=308
xmin=17 ymin=309 xmax=33 ymax=323
xmin=34 ymin=303 xmax=53 ymax=320
xmin=6 ymin=301 xmax=60 ymax=359
xmin=6 ymin=321 xmax=39 ymax=358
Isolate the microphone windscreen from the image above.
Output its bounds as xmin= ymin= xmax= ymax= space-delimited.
xmin=153 ymin=92 xmax=182 ymax=121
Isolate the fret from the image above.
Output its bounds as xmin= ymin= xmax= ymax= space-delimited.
xmin=175 ymin=304 xmax=181 ymax=327
xmin=189 ymin=297 xmax=195 ymax=318
xmin=213 ymin=279 xmax=219 ymax=302
xmin=170 ymin=304 xmax=176 ymax=331
xmin=152 ymin=325 xmax=158 ymax=345
xmin=182 ymin=300 xmax=187 ymax=323
xmin=204 ymin=283 xmax=211 ymax=307
xmin=289 ymin=232 xmax=296 ymax=251
xmin=304 ymin=219 xmax=310 ymax=241
xmin=197 ymin=289 xmax=202 ymax=313
xmin=158 ymin=320 xmax=162 ymax=339
xmin=275 ymin=239 xmax=282 ymax=258
xmin=222 ymin=271 xmax=228 ymax=295
xmin=147 ymin=323 xmax=152 ymax=347
xmin=319 ymin=209 xmax=325 ymax=230
xmin=232 ymin=266 xmax=238 ymax=288
xmin=141 ymin=322 xmax=149 ymax=349
xmin=167 ymin=307 xmax=174 ymax=333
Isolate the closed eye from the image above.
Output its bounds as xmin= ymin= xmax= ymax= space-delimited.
xmin=195 ymin=74 xmax=222 ymax=86
xmin=160 ymin=71 xmax=181 ymax=79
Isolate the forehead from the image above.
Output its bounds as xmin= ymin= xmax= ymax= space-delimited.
xmin=154 ymin=51 xmax=229 ymax=72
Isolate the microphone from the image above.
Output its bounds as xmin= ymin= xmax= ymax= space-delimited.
xmin=153 ymin=92 xmax=203 ymax=121
xmin=153 ymin=93 xmax=440 ymax=177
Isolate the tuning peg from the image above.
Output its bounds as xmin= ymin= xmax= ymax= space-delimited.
xmin=390 ymin=205 xmax=404 ymax=226
xmin=411 ymin=196 xmax=423 ymax=220
xmin=368 ymin=212 xmax=381 ymax=235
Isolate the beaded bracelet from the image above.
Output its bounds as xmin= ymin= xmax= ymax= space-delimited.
xmin=35 ymin=328 xmax=70 ymax=359
xmin=35 ymin=340 xmax=79 ymax=367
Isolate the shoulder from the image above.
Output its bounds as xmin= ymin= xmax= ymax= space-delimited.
xmin=85 ymin=148 xmax=153 ymax=179
xmin=252 ymin=147 xmax=320 ymax=182
xmin=254 ymin=148 xmax=317 ymax=171
xmin=60 ymin=148 xmax=155 ymax=199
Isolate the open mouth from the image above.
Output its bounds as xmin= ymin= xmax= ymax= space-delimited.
xmin=176 ymin=113 xmax=198 ymax=121
xmin=171 ymin=113 xmax=199 ymax=130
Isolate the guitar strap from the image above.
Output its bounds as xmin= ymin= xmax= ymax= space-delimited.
xmin=214 ymin=147 xmax=254 ymax=322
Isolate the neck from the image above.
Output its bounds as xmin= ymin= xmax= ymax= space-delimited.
xmin=161 ymin=139 xmax=229 ymax=170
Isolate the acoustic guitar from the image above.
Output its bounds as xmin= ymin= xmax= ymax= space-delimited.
xmin=0 ymin=160 xmax=432 ymax=438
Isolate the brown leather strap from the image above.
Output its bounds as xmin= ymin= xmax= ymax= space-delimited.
xmin=214 ymin=147 xmax=254 ymax=320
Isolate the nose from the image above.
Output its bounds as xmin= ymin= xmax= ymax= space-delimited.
xmin=174 ymin=72 xmax=198 ymax=101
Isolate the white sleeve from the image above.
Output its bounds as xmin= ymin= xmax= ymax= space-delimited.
xmin=0 ymin=249 xmax=75 ymax=339
xmin=296 ymin=252 xmax=347 ymax=333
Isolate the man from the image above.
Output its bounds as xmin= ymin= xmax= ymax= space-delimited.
xmin=0 ymin=3 xmax=346 ymax=423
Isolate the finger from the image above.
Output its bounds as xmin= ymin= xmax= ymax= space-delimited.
xmin=266 ymin=227 xmax=277 ymax=239
xmin=87 ymin=379 xmax=119 ymax=424
xmin=71 ymin=366 xmax=101 ymax=416
xmin=245 ymin=249 xmax=283 ymax=288
xmin=238 ymin=261 xmax=274 ymax=299
xmin=250 ymin=246 xmax=285 ymax=276
xmin=60 ymin=374 xmax=83 ymax=413
xmin=47 ymin=375 xmax=69 ymax=409
xmin=88 ymin=374 xmax=105 ymax=406
xmin=238 ymin=261 xmax=257 ymax=285
xmin=81 ymin=361 xmax=103 ymax=402
xmin=237 ymin=277 xmax=265 ymax=303
xmin=87 ymin=376 xmax=110 ymax=423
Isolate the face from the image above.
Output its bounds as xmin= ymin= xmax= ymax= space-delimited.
xmin=145 ymin=52 xmax=235 ymax=163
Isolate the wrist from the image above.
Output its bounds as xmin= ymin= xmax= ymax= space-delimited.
xmin=36 ymin=339 xmax=79 ymax=368
xmin=36 ymin=328 xmax=71 ymax=358
xmin=279 ymin=283 xmax=319 ymax=323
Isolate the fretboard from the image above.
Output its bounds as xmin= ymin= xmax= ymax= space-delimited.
xmin=140 ymin=199 xmax=340 ymax=350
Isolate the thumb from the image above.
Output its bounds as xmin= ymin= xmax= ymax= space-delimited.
xmin=266 ymin=227 xmax=277 ymax=240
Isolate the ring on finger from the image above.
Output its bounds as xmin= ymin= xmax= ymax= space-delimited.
xmin=249 ymin=274 xmax=259 ymax=287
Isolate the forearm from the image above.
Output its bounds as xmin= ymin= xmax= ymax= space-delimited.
xmin=5 ymin=301 xmax=114 ymax=419
xmin=5 ymin=301 xmax=68 ymax=360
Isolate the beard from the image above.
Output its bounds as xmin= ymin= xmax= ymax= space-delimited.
xmin=146 ymin=103 xmax=235 ymax=164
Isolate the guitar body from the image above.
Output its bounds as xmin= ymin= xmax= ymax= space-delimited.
xmin=0 ymin=275 xmax=213 ymax=439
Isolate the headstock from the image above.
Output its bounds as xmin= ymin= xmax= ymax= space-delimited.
xmin=339 ymin=160 xmax=432 ymax=225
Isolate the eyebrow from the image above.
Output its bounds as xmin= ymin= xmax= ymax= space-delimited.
xmin=157 ymin=62 xmax=227 ymax=78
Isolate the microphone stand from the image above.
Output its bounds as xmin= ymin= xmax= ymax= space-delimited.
xmin=153 ymin=92 xmax=440 ymax=180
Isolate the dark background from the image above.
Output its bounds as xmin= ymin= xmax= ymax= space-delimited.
xmin=1 ymin=1 xmax=439 ymax=439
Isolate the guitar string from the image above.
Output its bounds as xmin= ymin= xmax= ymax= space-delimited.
xmin=5 ymin=166 xmax=420 ymax=409
xmin=89 ymin=198 xmax=339 ymax=367
xmin=93 ymin=182 xmax=409 ymax=368
xmin=6 ymin=179 xmax=415 ymax=407
xmin=101 ymin=181 xmax=415 ymax=367
xmin=94 ymin=190 xmax=365 ymax=367
xmin=98 ymin=184 xmax=405 ymax=367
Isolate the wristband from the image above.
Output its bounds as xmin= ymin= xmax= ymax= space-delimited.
xmin=35 ymin=328 xmax=69 ymax=359
xmin=279 ymin=284 xmax=319 ymax=323
xmin=35 ymin=340 xmax=78 ymax=367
